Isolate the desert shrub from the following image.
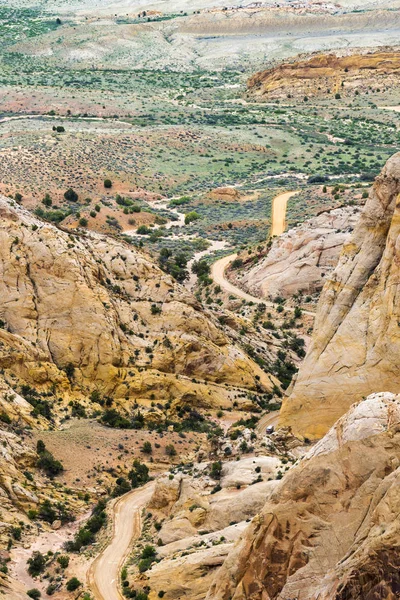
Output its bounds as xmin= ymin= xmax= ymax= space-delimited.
xmin=0 ymin=412 xmax=11 ymax=424
xmin=37 ymin=450 xmax=64 ymax=476
xmin=141 ymin=441 xmax=152 ymax=454
xmin=27 ymin=552 xmax=46 ymax=577
xmin=141 ymin=545 xmax=156 ymax=559
xmin=150 ymin=304 xmax=161 ymax=315
xmin=57 ymin=555 xmax=69 ymax=569
xmin=165 ymin=444 xmax=176 ymax=457
xmin=66 ymin=577 xmax=81 ymax=592
xmin=101 ymin=408 xmax=131 ymax=429
xmin=36 ymin=439 xmax=46 ymax=454
xmin=137 ymin=225 xmax=151 ymax=235
xmin=42 ymin=193 xmax=52 ymax=207
xmin=210 ymin=461 xmax=222 ymax=479
xmin=64 ymin=188 xmax=78 ymax=202
xmin=27 ymin=590 xmax=41 ymax=599
xmin=184 ymin=211 xmax=200 ymax=225
xmin=129 ymin=460 xmax=149 ymax=488
xmin=112 ymin=477 xmax=131 ymax=497
xmin=65 ymin=499 xmax=107 ymax=552
xmin=104 ymin=179 xmax=112 ymax=188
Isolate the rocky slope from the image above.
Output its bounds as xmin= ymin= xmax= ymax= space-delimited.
xmin=0 ymin=195 xmax=277 ymax=424
xmin=128 ymin=457 xmax=284 ymax=600
xmin=247 ymin=49 xmax=400 ymax=99
xmin=235 ymin=205 xmax=361 ymax=299
xmin=206 ymin=392 xmax=400 ymax=600
xmin=280 ymin=152 xmax=400 ymax=438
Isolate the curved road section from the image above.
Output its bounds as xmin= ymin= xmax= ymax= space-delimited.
xmin=88 ymin=483 xmax=154 ymax=600
xmin=270 ymin=190 xmax=300 ymax=237
xmin=211 ymin=191 xmax=314 ymax=316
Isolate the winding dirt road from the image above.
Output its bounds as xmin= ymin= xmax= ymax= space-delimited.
xmin=270 ymin=190 xmax=300 ymax=237
xmin=211 ymin=253 xmax=266 ymax=304
xmin=211 ymin=189 xmax=316 ymax=315
xmin=88 ymin=483 xmax=154 ymax=600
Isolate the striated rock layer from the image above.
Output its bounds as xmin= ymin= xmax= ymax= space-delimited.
xmin=206 ymin=392 xmax=400 ymax=600
xmin=247 ymin=50 xmax=400 ymax=99
xmin=280 ymin=152 xmax=400 ymax=438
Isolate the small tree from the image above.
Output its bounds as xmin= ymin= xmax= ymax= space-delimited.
xmin=141 ymin=441 xmax=152 ymax=454
xmin=104 ymin=179 xmax=112 ymax=188
xmin=165 ymin=444 xmax=176 ymax=457
xmin=27 ymin=590 xmax=41 ymax=600
xmin=66 ymin=578 xmax=81 ymax=592
xmin=37 ymin=451 xmax=64 ymax=477
xmin=27 ymin=552 xmax=46 ymax=577
xmin=210 ymin=461 xmax=222 ymax=479
xmin=64 ymin=188 xmax=78 ymax=202
xmin=129 ymin=459 xmax=149 ymax=488
xmin=42 ymin=194 xmax=52 ymax=207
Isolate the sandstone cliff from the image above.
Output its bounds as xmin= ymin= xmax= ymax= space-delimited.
xmin=247 ymin=50 xmax=400 ymax=99
xmin=0 ymin=195 xmax=277 ymax=422
xmin=207 ymin=392 xmax=400 ymax=600
xmin=236 ymin=205 xmax=361 ymax=299
xmin=279 ymin=153 xmax=400 ymax=438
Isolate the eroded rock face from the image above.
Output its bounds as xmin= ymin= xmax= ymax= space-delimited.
xmin=247 ymin=51 xmax=400 ymax=99
xmin=237 ymin=206 xmax=360 ymax=298
xmin=280 ymin=153 xmax=400 ymax=438
xmin=206 ymin=393 xmax=400 ymax=600
xmin=0 ymin=196 xmax=277 ymax=414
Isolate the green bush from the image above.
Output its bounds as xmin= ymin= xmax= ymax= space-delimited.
xmin=141 ymin=441 xmax=152 ymax=454
xmin=64 ymin=188 xmax=78 ymax=202
xmin=27 ymin=590 xmax=41 ymax=599
xmin=101 ymin=408 xmax=131 ymax=429
xmin=57 ymin=555 xmax=69 ymax=569
xmin=66 ymin=577 xmax=81 ymax=592
xmin=184 ymin=211 xmax=200 ymax=225
xmin=129 ymin=460 xmax=149 ymax=488
xmin=165 ymin=444 xmax=176 ymax=457
xmin=112 ymin=477 xmax=131 ymax=497
xmin=0 ymin=412 xmax=11 ymax=424
xmin=37 ymin=451 xmax=64 ymax=476
xmin=65 ymin=499 xmax=107 ymax=552
xmin=27 ymin=552 xmax=46 ymax=577
xmin=104 ymin=179 xmax=112 ymax=188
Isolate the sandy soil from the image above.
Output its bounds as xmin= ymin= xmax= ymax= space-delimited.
xmin=30 ymin=419 xmax=202 ymax=489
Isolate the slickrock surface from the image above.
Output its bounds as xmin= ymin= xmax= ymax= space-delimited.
xmin=0 ymin=195 xmax=276 ymax=418
xmin=238 ymin=206 xmax=360 ymax=298
xmin=280 ymin=153 xmax=400 ymax=438
xmin=207 ymin=392 xmax=400 ymax=600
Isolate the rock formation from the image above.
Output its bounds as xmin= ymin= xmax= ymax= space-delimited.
xmin=207 ymin=392 xmax=400 ymax=600
xmin=280 ymin=153 xmax=400 ymax=438
xmin=0 ymin=195 xmax=277 ymax=421
xmin=140 ymin=459 xmax=281 ymax=600
xmin=247 ymin=50 xmax=400 ymax=99
xmin=237 ymin=206 xmax=361 ymax=299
